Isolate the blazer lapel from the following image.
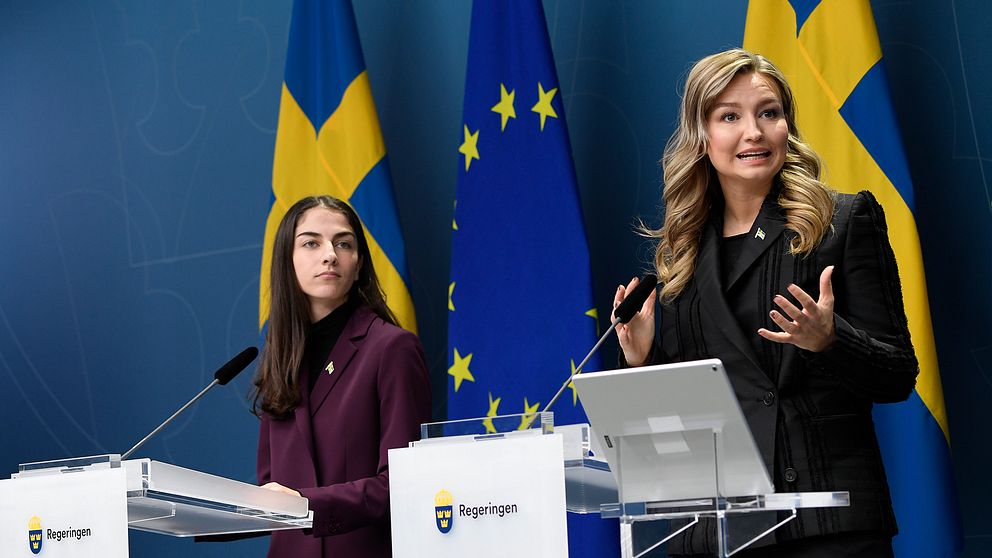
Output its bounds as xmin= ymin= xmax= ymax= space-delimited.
xmin=724 ymin=198 xmax=787 ymax=292
xmin=695 ymin=222 xmax=764 ymax=373
xmin=309 ymin=307 xmax=376 ymax=416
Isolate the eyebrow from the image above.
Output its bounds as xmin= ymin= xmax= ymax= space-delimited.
xmin=295 ymin=231 xmax=356 ymax=239
xmin=712 ymin=98 xmax=782 ymax=110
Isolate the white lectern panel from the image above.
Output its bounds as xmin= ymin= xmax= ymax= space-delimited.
xmin=0 ymin=467 xmax=128 ymax=557
xmin=389 ymin=433 xmax=568 ymax=558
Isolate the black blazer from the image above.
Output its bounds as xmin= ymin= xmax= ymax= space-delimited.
xmin=654 ymin=190 xmax=918 ymax=553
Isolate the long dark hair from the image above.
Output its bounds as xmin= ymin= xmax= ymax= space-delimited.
xmin=252 ymin=196 xmax=398 ymax=419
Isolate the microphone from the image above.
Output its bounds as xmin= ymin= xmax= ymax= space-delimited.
xmin=121 ymin=347 xmax=259 ymax=460
xmin=613 ymin=274 xmax=658 ymax=323
xmin=214 ymin=347 xmax=260 ymax=385
xmin=536 ymin=275 xmax=657 ymax=419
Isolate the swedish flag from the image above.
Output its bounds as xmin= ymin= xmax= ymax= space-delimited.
xmin=259 ymin=0 xmax=415 ymax=331
xmin=447 ymin=1 xmax=616 ymax=555
xmin=744 ymin=1 xmax=961 ymax=555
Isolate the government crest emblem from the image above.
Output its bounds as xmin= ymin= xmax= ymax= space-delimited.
xmin=434 ymin=489 xmax=453 ymax=534
xmin=28 ymin=516 xmax=43 ymax=554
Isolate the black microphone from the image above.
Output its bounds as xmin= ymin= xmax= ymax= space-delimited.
xmin=121 ymin=347 xmax=259 ymax=459
xmin=215 ymin=347 xmax=259 ymax=385
xmin=613 ymin=274 xmax=658 ymax=323
xmin=535 ymin=275 xmax=658 ymax=419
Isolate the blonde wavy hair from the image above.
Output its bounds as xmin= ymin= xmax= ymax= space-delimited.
xmin=650 ymin=48 xmax=834 ymax=302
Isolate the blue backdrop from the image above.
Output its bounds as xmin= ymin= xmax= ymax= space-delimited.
xmin=1 ymin=1 xmax=989 ymax=556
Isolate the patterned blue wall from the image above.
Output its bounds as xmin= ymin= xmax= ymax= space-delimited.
xmin=0 ymin=1 xmax=988 ymax=556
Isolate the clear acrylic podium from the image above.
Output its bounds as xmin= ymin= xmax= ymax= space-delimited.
xmin=14 ymin=454 xmax=312 ymax=537
xmin=596 ymin=441 xmax=850 ymax=558
xmin=572 ymin=359 xmax=850 ymax=558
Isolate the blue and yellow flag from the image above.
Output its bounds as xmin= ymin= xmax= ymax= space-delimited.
xmin=448 ymin=1 xmax=616 ymax=555
xmin=744 ymin=1 xmax=961 ymax=555
xmin=260 ymin=0 xmax=415 ymax=332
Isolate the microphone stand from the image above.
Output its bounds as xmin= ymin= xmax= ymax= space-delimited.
xmin=522 ymin=315 xmax=623 ymax=431
xmin=122 ymin=379 xmax=223 ymax=460
xmin=121 ymin=346 xmax=258 ymax=460
xmin=541 ymin=316 xmax=622 ymax=415
xmin=524 ymin=274 xmax=657 ymax=430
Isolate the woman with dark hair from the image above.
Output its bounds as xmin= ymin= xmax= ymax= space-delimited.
xmin=253 ymin=195 xmax=431 ymax=558
xmin=615 ymin=49 xmax=918 ymax=556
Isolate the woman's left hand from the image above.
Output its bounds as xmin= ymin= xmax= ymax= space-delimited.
xmin=757 ymin=266 xmax=836 ymax=352
xmin=261 ymin=482 xmax=301 ymax=498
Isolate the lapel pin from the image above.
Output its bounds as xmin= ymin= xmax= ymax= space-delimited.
xmin=325 ymin=361 xmax=335 ymax=375
xmin=755 ymin=227 xmax=766 ymax=240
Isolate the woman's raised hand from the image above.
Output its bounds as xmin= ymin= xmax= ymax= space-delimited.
xmin=614 ymin=276 xmax=657 ymax=367
xmin=758 ymin=266 xmax=836 ymax=352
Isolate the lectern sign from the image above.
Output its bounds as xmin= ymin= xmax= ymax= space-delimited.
xmin=0 ymin=468 xmax=128 ymax=557
xmin=389 ymin=433 xmax=568 ymax=558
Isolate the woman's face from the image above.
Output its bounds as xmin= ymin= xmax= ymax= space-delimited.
xmin=292 ymin=207 xmax=362 ymax=321
xmin=705 ymin=72 xmax=789 ymax=195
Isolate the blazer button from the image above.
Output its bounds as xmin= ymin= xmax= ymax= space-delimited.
xmin=762 ymin=391 xmax=775 ymax=406
xmin=784 ymin=468 xmax=798 ymax=483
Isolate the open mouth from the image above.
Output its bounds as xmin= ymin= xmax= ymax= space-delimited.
xmin=737 ymin=151 xmax=771 ymax=160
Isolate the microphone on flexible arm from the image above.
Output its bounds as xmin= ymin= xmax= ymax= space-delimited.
xmin=533 ymin=274 xmax=658 ymax=423
xmin=121 ymin=347 xmax=259 ymax=460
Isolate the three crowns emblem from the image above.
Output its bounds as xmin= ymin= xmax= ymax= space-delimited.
xmin=434 ymin=489 xmax=454 ymax=534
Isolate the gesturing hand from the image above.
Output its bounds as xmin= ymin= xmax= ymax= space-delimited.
xmin=614 ymin=276 xmax=657 ymax=367
xmin=757 ymin=266 xmax=836 ymax=353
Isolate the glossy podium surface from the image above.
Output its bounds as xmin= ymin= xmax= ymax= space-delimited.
xmin=16 ymin=454 xmax=312 ymax=537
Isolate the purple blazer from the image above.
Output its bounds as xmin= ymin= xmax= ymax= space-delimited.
xmin=257 ymin=306 xmax=432 ymax=558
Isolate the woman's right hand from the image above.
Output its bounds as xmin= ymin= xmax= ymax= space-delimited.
xmin=614 ymin=276 xmax=657 ymax=367
xmin=261 ymin=482 xmax=301 ymax=498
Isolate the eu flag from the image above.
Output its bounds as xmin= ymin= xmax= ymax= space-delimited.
xmin=260 ymin=0 xmax=415 ymax=332
xmin=745 ymin=1 xmax=962 ymax=555
xmin=448 ymin=1 xmax=617 ymax=555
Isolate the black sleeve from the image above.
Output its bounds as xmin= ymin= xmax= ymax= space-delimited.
xmin=806 ymin=191 xmax=919 ymax=402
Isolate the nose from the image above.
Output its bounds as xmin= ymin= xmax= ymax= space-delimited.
xmin=323 ymin=246 xmax=338 ymax=265
xmin=743 ymin=116 xmax=763 ymax=141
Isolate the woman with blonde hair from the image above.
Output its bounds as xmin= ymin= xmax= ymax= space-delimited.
xmin=616 ymin=49 xmax=917 ymax=556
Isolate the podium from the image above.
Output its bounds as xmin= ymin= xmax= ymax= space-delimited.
xmin=572 ymin=359 xmax=850 ymax=557
xmin=387 ymin=359 xmax=852 ymax=558
xmin=1 ymin=454 xmax=311 ymax=557
xmin=388 ymin=412 xmax=616 ymax=558
xmin=389 ymin=360 xmax=850 ymax=558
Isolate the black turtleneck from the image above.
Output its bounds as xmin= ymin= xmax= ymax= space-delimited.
xmin=719 ymin=231 xmax=747 ymax=287
xmin=304 ymin=296 xmax=359 ymax=394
